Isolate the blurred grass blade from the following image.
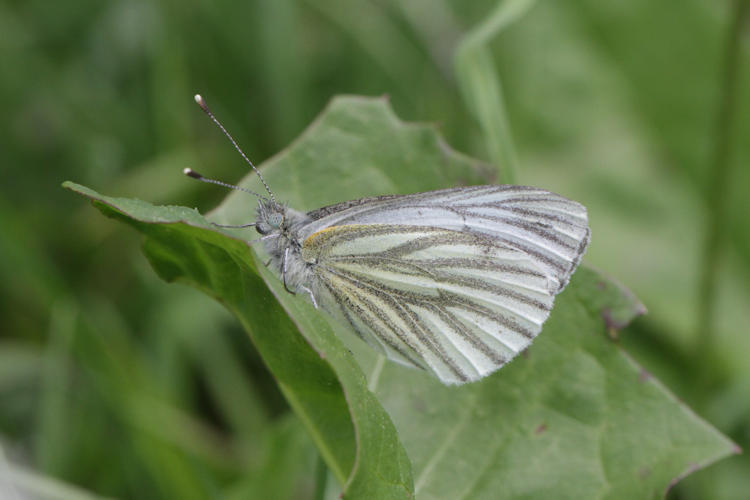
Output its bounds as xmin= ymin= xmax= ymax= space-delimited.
xmin=1 ymin=446 xmax=109 ymax=500
xmin=35 ymin=300 xmax=78 ymax=476
xmin=455 ymin=0 xmax=536 ymax=184
xmin=194 ymin=328 xmax=271 ymax=444
xmin=225 ymin=415 xmax=317 ymax=500
xmin=696 ymin=0 xmax=749 ymax=353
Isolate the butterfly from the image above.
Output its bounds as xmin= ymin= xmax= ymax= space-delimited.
xmin=188 ymin=95 xmax=590 ymax=385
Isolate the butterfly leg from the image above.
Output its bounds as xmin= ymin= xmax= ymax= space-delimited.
xmin=282 ymin=247 xmax=296 ymax=295
xmin=299 ymin=285 xmax=318 ymax=309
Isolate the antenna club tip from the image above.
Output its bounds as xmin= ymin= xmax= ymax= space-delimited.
xmin=183 ymin=168 xmax=201 ymax=179
xmin=194 ymin=94 xmax=208 ymax=111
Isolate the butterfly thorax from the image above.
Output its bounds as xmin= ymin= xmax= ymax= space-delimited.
xmin=255 ymin=199 xmax=314 ymax=294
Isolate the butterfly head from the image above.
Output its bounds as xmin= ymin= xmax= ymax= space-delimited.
xmin=255 ymin=199 xmax=287 ymax=235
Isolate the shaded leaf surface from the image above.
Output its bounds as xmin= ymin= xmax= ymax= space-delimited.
xmin=66 ymin=96 xmax=736 ymax=499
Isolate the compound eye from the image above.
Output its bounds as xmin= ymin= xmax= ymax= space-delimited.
xmin=255 ymin=222 xmax=271 ymax=235
xmin=268 ymin=213 xmax=283 ymax=228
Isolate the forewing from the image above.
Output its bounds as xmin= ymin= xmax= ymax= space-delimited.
xmin=302 ymin=185 xmax=590 ymax=292
xmin=302 ymin=224 xmax=564 ymax=385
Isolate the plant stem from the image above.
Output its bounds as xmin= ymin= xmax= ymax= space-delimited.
xmin=696 ymin=0 xmax=749 ymax=351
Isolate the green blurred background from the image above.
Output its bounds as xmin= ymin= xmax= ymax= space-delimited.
xmin=1 ymin=0 xmax=748 ymax=498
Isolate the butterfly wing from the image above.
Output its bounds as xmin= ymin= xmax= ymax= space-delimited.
xmin=299 ymin=186 xmax=590 ymax=384
xmin=303 ymin=185 xmax=590 ymax=292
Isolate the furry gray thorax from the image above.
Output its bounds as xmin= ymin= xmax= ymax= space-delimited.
xmin=255 ymin=198 xmax=314 ymax=294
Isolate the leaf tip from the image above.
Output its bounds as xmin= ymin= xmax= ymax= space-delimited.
xmin=61 ymin=180 xmax=83 ymax=192
xmin=61 ymin=181 xmax=97 ymax=199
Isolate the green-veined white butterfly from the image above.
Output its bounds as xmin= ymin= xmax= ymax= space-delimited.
xmin=188 ymin=95 xmax=590 ymax=385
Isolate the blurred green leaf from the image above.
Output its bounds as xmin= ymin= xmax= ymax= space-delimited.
xmin=70 ymin=296 xmax=232 ymax=499
xmin=66 ymin=96 xmax=736 ymax=498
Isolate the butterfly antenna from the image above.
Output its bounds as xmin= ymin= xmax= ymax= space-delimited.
xmin=183 ymin=168 xmax=266 ymax=200
xmin=194 ymin=94 xmax=276 ymax=202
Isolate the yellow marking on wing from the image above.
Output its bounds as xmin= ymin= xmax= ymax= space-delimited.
xmin=303 ymin=225 xmax=365 ymax=248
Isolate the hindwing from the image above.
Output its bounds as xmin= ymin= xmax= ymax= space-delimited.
xmin=302 ymin=224 xmax=562 ymax=384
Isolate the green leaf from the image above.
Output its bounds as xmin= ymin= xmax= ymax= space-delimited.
xmin=62 ymin=180 xmax=413 ymax=498
xmin=65 ymin=95 xmax=736 ymax=499
xmin=347 ymin=267 xmax=739 ymax=499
